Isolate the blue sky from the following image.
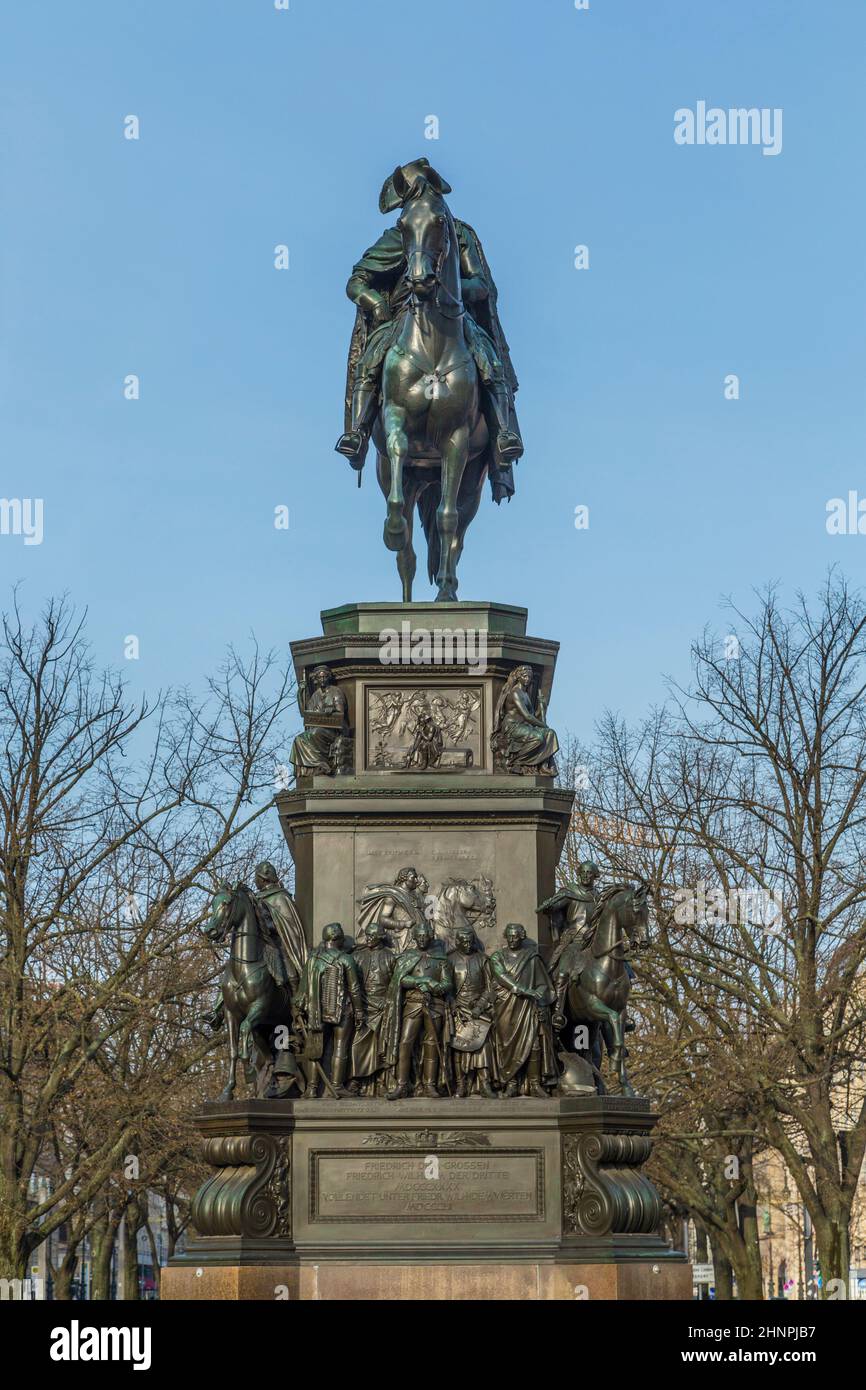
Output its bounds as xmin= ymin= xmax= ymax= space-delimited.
xmin=2 ymin=0 xmax=865 ymax=736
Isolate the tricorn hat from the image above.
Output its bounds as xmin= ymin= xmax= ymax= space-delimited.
xmin=378 ymin=158 xmax=452 ymax=214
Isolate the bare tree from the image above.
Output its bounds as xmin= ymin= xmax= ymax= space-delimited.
xmin=0 ymin=593 xmax=296 ymax=1279
xmin=562 ymin=575 xmax=866 ymax=1295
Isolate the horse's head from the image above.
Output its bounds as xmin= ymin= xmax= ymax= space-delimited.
xmin=470 ymin=875 xmax=496 ymax=915
xmin=621 ymin=881 xmax=651 ymax=949
xmin=394 ymin=169 xmax=453 ymax=300
xmin=202 ymin=881 xmax=242 ymax=944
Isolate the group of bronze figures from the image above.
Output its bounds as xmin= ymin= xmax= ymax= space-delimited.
xmin=203 ymin=860 xmax=650 ymax=1103
xmin=290 ymin=662 xmax=559 ymax=780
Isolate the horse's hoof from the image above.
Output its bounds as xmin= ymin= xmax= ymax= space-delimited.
xmin=434 ymin=586 xmax=458 ymax=602
xmin=383 ymin=517 xmax=408 ymax=552
xmin=216 ymin=1087 xmax=234 ymax=1103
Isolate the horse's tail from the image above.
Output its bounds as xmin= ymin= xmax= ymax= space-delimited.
xmin=417 ymin=482 xmax=441 ymax=585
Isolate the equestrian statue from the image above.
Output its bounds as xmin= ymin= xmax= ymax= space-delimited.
xmin=336 ymin=158 xmax=523 ymax=602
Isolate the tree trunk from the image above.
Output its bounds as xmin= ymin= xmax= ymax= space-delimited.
xmin=90 ymin=1215 xmax=119 ymax=1301
xmin=813 ymin=1212 xmax=851 ymax=1297
xmin=733 ymin=1157 xmax=765 ymax=1299
xmin=709 ymin=1235 xmax=734 ymax=1300
xmin=122 ymin=1209 xmax=142 ymax=1301
xmin=0 ymin=1214 xmax=37 ymax=1283
xmin=51 ymin=1243 xmax=80 ymax=1301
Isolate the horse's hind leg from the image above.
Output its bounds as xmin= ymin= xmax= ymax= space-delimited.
xmin=581 ymin=996 xmax=633 ymax=1096
xmin=452 ymin=453 xmax=486 ymax=578
xmin=594 ymin=1004 xmax=633 ymax=1096
xmin=242 ymin=996 xmax=276 ymax=1096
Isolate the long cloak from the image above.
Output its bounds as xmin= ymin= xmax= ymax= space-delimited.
xmin=257 ymin=885 xmax=308 ymax=983
xmin=490 ymin=943 xmax=557 ymax=1083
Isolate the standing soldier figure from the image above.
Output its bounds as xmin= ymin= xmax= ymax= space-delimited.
xmin=292 ymin=923 xmax=366 ymax=1098
xmin=448 ymin=928 xmax=498 ymax=1098
xmin=382 ymin=921 xmax=454 ymax=1099
xmin=349 ymin=920 xmax=395 ymax=1096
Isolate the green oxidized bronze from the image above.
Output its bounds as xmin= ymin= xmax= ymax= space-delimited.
xmin=490 ymin=664 xmax=559 ymax=775
xmin=201 ymin=879 xmax=304 ymax=1102
xmin=336 ymin=158 xmax=523 ymax=602
xmin=168 ymin=164 xmax=690 ymax=1293
xmin=291 ymin=923 xmax=366 ymax=1097
xmin=540 ymin=882 xmax=649 ymax=1098
xmin=291 ymin=664 xmax=352 ymax=779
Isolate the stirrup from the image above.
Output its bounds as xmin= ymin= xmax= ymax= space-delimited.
xmin=495 ymin=430 xmax=523 ymax=464
xmin=335 ymin=432 xmax=367 ymax=467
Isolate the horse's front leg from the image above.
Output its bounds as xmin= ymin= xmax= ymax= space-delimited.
xmin=217 ymin=1008 xmax=240 ymax=1102
xmin=436 ymin=426 xmax=469 ymax=600
xmin=382 ymin=403 xmax=410 ymax=552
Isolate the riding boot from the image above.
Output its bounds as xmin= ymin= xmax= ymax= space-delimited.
xmin=335 ymin=382 xmax=378 ymax=466
xmin=330 ymin=1045 xmax=353 ymax=1098
xmin=417 ymin=1040 xmax=442 ymax=1099
xmin=386 ymin=1044 xmax=413 ymax=1100
xmin=485 ymin=382 xmax=524 ymax=465
xmin=477 ymin=1069 xmax=497 ymax=1099
xmin=526 ymin=1044 xmax=548 ymax=1099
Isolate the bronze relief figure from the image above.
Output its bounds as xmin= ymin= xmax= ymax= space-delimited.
xmin=291 ymin=665 xmax=352 ymax=778
xmin=491 ymin=665 xmax=559 ymax=776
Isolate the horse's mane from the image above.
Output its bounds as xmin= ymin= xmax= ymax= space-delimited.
xmin=584 ymin=882 xmax=636 ymax=938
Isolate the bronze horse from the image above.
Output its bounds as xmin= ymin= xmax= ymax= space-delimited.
xmin=371 ymin=170 xmax=491 ymax=602
xmin=552 ymin=883 xmax=649 ymax=1097
xmin=202 ymin=883 xmax=295 ymax=1102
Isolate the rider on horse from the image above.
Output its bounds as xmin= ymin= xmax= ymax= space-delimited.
xmin=202 ymin=861 xmax=305 ymax=1032
xmin=539 ymin=860 xmax=602 ymax=975
xmin=336 ymin=158 xmax=523 ymax=498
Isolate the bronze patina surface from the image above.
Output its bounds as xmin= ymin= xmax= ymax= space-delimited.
xmin=166 ymin=166 xmax=691 ymax=1299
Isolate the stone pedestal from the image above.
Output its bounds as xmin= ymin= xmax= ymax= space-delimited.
xmin=163 ymin=1096 xmax=689 ymax=1300
xmin=278 ymin=602 xmax=573 ymax=953
xmin=163 ymin=600 xmax=693 ymax=1302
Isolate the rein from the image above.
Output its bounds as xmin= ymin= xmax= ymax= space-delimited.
xmin=408 ymin=242 xmax=465 ymax=321
xmin=223 ymin=890 xmax=264 ymax=968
